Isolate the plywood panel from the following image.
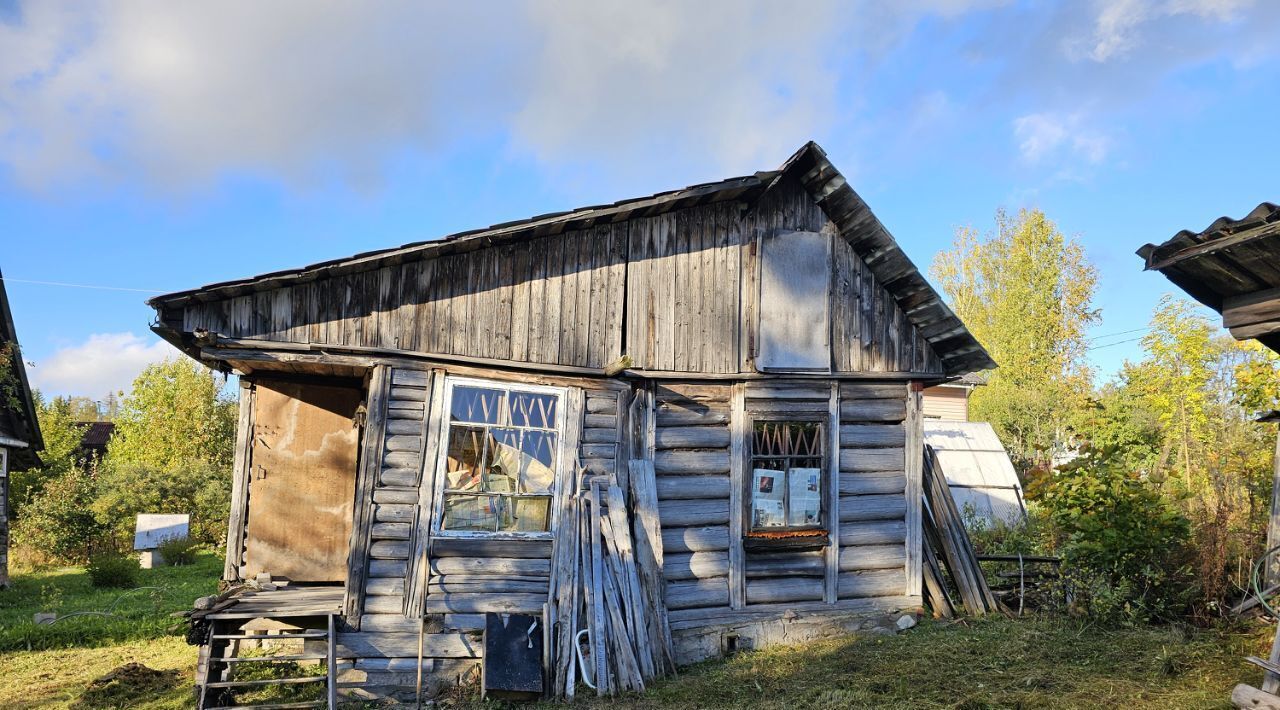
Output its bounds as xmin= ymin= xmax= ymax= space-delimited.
xmin=757 ymin=230 xmax=831 ymax=371
xmin=245 ymin=380 xmax=362 ymax=582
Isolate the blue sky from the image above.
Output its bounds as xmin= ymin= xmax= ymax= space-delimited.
xmin=1 ymin=1 xmax=1278 ymax=399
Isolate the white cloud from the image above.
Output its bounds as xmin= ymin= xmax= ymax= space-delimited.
xmin=1013 ymin=112 xmax=1110 ymax=166
xmin=1076 ymin=0 xmax=1256 ymax=62
xmin=0 ymin=0 xmax=1018 ymax=192
xmin=28 ymin=332 xmax=171 ymax=398
xmin=0 ymin=0 xmax=1275 ymax=192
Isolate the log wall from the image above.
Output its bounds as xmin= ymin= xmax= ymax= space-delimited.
xmin=652 ymin=379 xmax=918 ymax=648
xmin=653 ymin=384 xmax=734 ymax=612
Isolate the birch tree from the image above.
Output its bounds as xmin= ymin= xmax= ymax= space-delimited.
xmin=931 ymin=208 xmax=1099 ymax=469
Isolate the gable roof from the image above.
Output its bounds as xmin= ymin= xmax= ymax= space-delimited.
xmin=1137 ymin=201 xmax=1280 ymax=353
xmin=149 ymin=142 xmax=994 ymax=376
xmin=0 ymin=269 xmax=43 ymax=465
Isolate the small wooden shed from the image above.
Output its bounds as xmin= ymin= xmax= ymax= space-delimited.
xmin=151 ymin=142 xmax=994 ymax=703
xmin=0 ymin=269 xmax=43 ymax=588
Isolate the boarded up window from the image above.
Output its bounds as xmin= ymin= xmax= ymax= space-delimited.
xmin=244 ymin=380 xmax=361 ymax=582
xmin=757 ymin=230 xmax=831 ymax=370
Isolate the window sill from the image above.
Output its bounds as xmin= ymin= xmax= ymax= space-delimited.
xmin=743 ymin=531 xmax=830 ymax=552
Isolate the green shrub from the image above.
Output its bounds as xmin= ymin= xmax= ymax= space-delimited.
xmin=92 ymin=461 xmax=231 ymax=548
xmin=86 ymin=550 xmax=140 ymax=588
xmin=12 ymin=470 xmax=109 ymax=564
xmin=1040 ymin=446 xmax=1194 ymax=623
xmin=155 ymin=535 xmax=198 ymax=566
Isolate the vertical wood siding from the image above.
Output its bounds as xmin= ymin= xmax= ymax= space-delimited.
xmin=178 ymin=181 xmax=946 ymax=377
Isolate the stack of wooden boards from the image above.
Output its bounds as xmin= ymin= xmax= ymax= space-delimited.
xmin=547 ymin=460 xmax=675 ymax=699
xmin=921 ymin=445 xmax=1001 ymax=618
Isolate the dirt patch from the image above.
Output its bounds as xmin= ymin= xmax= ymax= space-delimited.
xmin=78 ymin=663 xmax=183 ymax=709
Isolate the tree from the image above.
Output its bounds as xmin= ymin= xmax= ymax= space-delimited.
xmin=9 ymin=393 xmax=90 ymax=514
xmin=93 ymin=461 xmax=232 ymax=546
xmin=931 ymin=208 xmax=1099 ymax=469
xmin=105 ymin=359 xmax=236 ymax=471
xmin=1124 ymin=296 xmax=1217 ymax=488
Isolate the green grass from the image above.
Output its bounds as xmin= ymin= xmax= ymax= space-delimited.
xmin=0 ymin=551 xmax=221 ymax=652
xmin=556 ymin=617 xmax=1271 ymax=710
xmin=0 ymin=554 xmax=1274 ymax=708
xmin=0 ymin=552 xmax=220 ymax=708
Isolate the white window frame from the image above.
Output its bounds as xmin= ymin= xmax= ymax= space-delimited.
xmin=429 ymin=376 xmax=568 ymax=540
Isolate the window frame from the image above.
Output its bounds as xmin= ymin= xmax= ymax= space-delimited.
xmin=429 ymin=376 xmax=569 ymax=540
xmin=745 ymin=414 xmax=829 ymax=537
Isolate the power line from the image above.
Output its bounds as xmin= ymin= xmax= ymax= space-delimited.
xmin=1086 ymin=336 xmax=1146 ymax=351
xmin=0 ymin=276 xmax=166 ymax=294
xmin=1088 ymin=326 xmax=1152 ymax=342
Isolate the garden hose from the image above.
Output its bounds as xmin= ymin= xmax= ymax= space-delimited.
xmin=41 ymin=587 xmax=166 ymax=624
xmin=1249 ymin=545 xmax=1280 ymax=617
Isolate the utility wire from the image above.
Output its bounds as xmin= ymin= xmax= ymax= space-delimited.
xmin=0 ymin=276 xmax=166 ymax=294
xmin=1087 ymin=326 xmax=1152 ymax=342
xmin=1086 ymin=336 xmax=1146 ymax=351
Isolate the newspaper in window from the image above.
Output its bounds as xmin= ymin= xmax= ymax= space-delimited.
xmin=788 ymin=467 xmax=821 ymax=526
xmin=752 ymin=468 xmax=786 ymax=528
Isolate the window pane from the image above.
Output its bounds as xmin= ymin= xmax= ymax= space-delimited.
xmin=509 ymin=392 xmax=558 ymax=429
xmin=518 ymin=430 xmax=557 ymax=494
xmin=483 ymin=428 xmax=521 ymax=494
xmin=787 ymin=468 xmax=822 ymax=526
xmin=500 ymin=496 xmax=552 ymax=532
xmin=443 ymin=494 xmax=498 ymax=532
xmin=451 ymin=386 xmax=505 ymax=425
xmin=751 ymin=467 xmax=786 ymax=528
xmin=445 ymin=425 xmax=487 ymax=490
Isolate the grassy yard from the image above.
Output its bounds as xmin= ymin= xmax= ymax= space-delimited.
xmin=0 ymin=554 xmax=1274 ymax=708
xmin=0 ymin=552 xmax=220 ymax=708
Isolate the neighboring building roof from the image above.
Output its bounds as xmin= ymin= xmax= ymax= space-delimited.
xmin=924 ymin=421 xmax=1025 ymax=526
xmin=934 ymin=372 xmax=987 ymax=389
xmin=0 ymin=269 xmax=42 ymax=467
xmin=78 ymin=421 xmax=115 ymax=451
xmin=1137 ymin=201 xmax=1280 ymax=353
xmin=147 ymin=142 xmax=995 ymax=377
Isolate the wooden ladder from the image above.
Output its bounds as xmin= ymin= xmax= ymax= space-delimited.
xmin=195 ymin=613 xmax=338 ymax=710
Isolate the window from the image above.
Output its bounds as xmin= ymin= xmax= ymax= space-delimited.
xmin=749 ymin=421 xmax=825 ymax=531
xmin=436 ymin=380 xmax=563 ymax=536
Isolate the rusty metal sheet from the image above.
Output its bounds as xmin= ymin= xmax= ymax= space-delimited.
xmin=245 ymin=380 xmax=362 ymax=582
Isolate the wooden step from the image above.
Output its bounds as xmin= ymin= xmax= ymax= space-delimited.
xmin=211 ymin=631 xmax=328 ymax=640
xmin=216 ymin=654 xmax=327 ymax=664
xmin=204 ymin=675 xmax=327 ymax=689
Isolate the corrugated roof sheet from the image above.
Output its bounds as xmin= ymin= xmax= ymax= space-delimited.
xmin=924 ymin=421 xmax=1025 ymax=526
xmin=1137 ymin=201 xmax=1280 ymax=353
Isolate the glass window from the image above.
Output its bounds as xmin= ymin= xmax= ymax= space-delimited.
xmin=749 ymin=421 xmax=824 ymax=532
xmin=439 ymin=382 xmax=561 ymax=536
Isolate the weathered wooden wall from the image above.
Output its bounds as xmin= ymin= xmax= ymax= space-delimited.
xmin=176 ymin=179 xmax=942 ymax=376
xmin=653 ymin=384 xmax=734 ymax=612
xmin=330 ymin=367 xmax=617 ymax=699
xmin=649 ymin=379 xmax=917 ymax=651
xmin=219 ymin=360 xmax=924 ymax=698
xmin=0 ymin=447 xmax=8 ymax=588
xmin=835 ymin=382 xmax=910 ymax=602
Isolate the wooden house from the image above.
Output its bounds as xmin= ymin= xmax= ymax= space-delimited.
xmin=150 ymin=142 xmax=994 ymax=704
xmin=0 ymin=269 xmax=43 ymax=588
